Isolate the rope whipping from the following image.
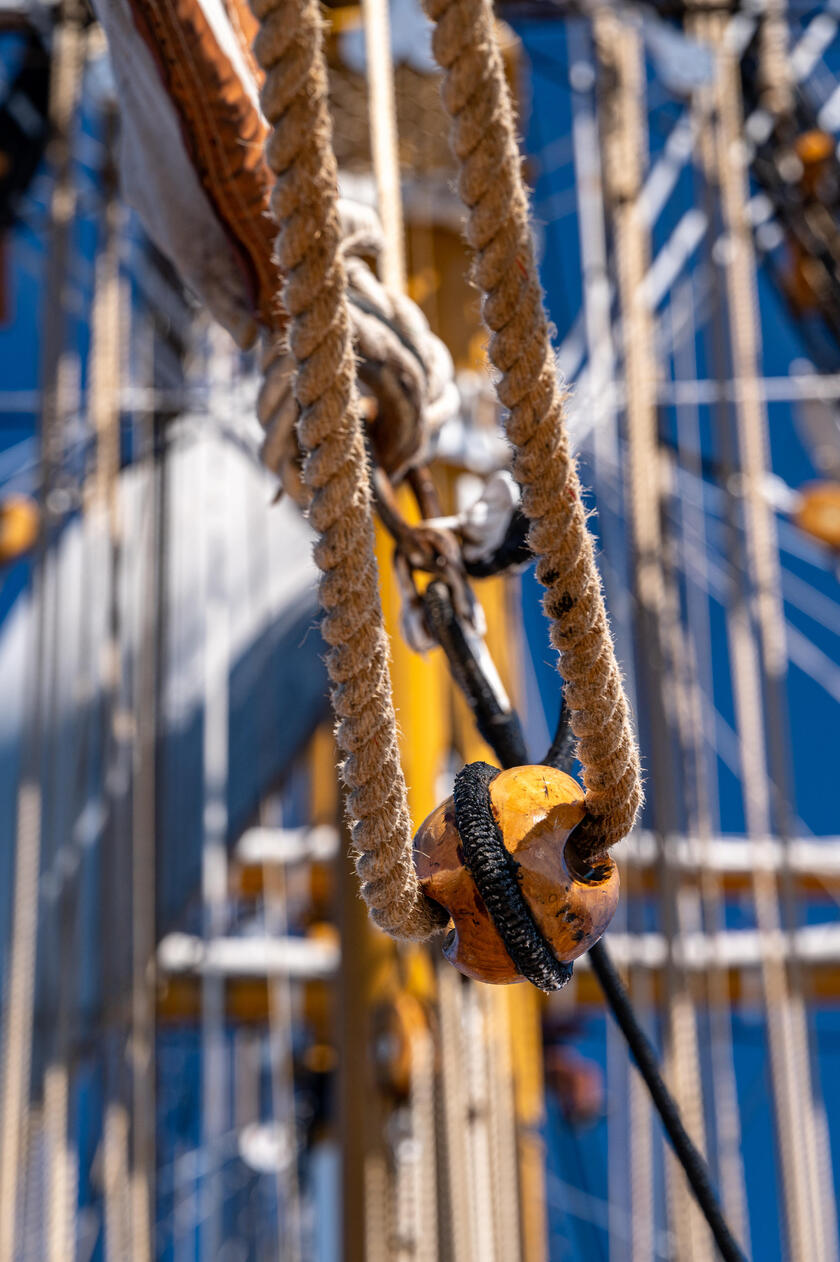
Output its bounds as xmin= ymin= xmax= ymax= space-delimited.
xmin=249 ymin=0 xmax=444 ymax=938
xmin=424 ymin=0 xmax=642 ymax=859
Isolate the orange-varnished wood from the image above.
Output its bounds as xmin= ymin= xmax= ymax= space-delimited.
xmin=795 ymin=482 xmax=840 ymax=550
xmin=0 ymin=495 xmax=38 ymax=565
xmin=414 ymin=765 xmax=619 ymax=985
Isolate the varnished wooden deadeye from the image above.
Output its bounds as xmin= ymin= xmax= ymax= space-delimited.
xmin=414 ymin=764 xmax=619 ymax=988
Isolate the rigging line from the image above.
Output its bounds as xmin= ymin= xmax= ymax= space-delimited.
xmin=595 ymin=16 xmax=711 ymax=1258
xmin=154 ymin=1153 xmax=258 ymax=1249
xmin=668 ymin=275 xmax=751 ymax=1244
xmin=0 ymin=8 xmax=86 ymax=1261
xmin=677 ymin=509 xmax=836 ymax=702
xmin=543 ymin=1171 xmax=675 ymax=1260
xmin=701 ymin=11 xmax=830 ymax=1252
xmin=785 ymin=620 xmax=840 ymax=703
xmin=587 ymin=944 xmax=746 ymax=1262
xmin=679 ymin=526 xmax=840 ymax=776
xmin=434 ymin=569 xmax=747 ymax=1262
xmin=558 ymin=7 xmax=840 ymax=434
xmin=685 ymin=504 xmax=840 ymax=640
xmin=556 ymin=0 xmax=840 ymax=380
xmin=565 ymin=36 xmax=640 ymax=1258
xmin=777 ymin=517 xmax=840 ymax=571
xmin=603 ymin=451 xmax=840 ymax=639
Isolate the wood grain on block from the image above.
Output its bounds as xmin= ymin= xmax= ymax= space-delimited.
xmin=414 ymin=765 xmax=619 ymax=984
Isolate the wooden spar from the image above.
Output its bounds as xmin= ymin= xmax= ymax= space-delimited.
xmin=689 ymin=3 xmax=827 ymax=1253
xmin=0 ymin=8 xmax=85 ymax=1261
xmin=358 ymin=11 xmax=448 ymax=1257
xmin=129 ymin=272 xmax=160 ymax=1262
xmin=199 ymin=326 xmax=232 ymax=1262
xmin=362 ymin=0 xmax=405 ymax=294
xmin=565 ymin=26 xmax=637 ymax=1255
xmin=595 ymin=12 xmax=710 ymax=1256
xmin=263 ymin=861 xmax=304 ymax=1262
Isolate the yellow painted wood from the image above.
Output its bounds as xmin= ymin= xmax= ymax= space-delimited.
xmin=309 ymin=722 xmax=339 ymax=825
xmin=375 ymin=488 xmax=451 ymax=825
xmin=506 ymin=985 xmax=549 ymax=1262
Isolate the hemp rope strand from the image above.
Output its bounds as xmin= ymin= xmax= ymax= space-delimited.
xmin=425 ymin=0 xmax=642 ymax=853
xmin=249 ymin=0 xmax=444 ymax=938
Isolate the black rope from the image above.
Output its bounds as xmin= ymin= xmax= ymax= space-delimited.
xmin=588 ymin=942 xmax=747 ymax=1262
xmin=541 ymin=694 xmax=575 ymax=773
xmin=452 ymin=761 xmax=573 ymax=992
xmin=430 ymin=588 xmax=748 ymax=1261
xmin=463 ymin=505 xmax=533 ymax=578
xmin=422 ymin=579 xmax=528 ymax=769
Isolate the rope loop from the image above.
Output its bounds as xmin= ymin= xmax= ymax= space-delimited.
xmin=251 ymin=0 xmax=641 ymax=948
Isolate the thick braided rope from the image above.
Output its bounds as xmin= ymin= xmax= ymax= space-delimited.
xmin=425 ymin=0 xmax=642 ymax=853
xmin=249 ymin=0 xmax=445 ymax=938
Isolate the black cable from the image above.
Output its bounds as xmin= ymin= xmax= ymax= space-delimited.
xmin=463 ymin=506 xmax=533 ymax=578
xmin=588 ymin=941 xmax=747 ymax=1262
xmin=432 ymin=585 xmax=748 ymax=1261
xmin=422 ymin=579 xmax=528 ymax=768
xmin=541 ymin=695 xmax=575 ymax=772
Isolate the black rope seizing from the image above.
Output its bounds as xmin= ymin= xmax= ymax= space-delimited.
xmin=452 ymin=761 xmax=573 ymax=992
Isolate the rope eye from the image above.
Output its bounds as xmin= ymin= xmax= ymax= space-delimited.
xmin=413 ymin=762 xmax=619 ymax=991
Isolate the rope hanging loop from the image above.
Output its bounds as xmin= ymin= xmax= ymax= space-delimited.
xmin=414 ymin=763 xmax=619 ymax=990
xmin=250 ymin=0 xmax=639 ymax=951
